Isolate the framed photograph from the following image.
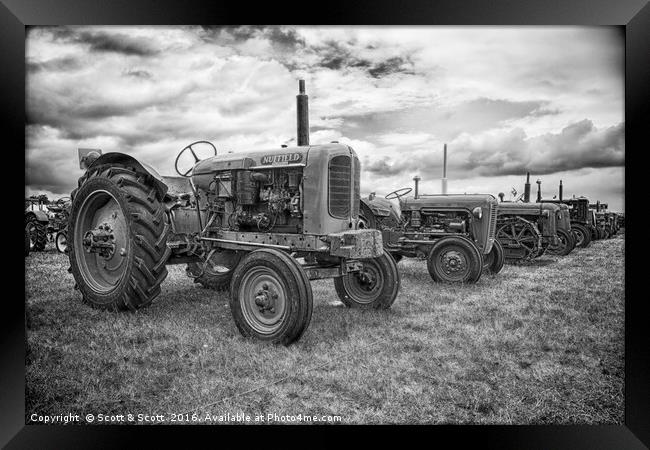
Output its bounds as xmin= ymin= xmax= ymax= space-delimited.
xmin=6 ymin=0 xmax=648 ymax=446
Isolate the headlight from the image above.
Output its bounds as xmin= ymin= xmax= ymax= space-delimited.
xmin=472 ymin=207 xmax=482 ymax=219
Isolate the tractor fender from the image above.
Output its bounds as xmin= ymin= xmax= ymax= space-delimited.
xmin=361 ymin=197 xmax=399 ymax=219
xmin=84 ymin=152 xmax=169 ymax=199
xmin=25 ymin=209 xmax=49 ymax=223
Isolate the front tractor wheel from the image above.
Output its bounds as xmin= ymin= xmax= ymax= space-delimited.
xmin=68 ymin=165 xmax=171 ymax=311
xmin=427 ymin=236 xmax=483 ymax=283
xmin=230 ymin=249 xmax=313 ymax=345
xmin=334 ymin=252 xmax=400 ymax=309
xmin=547 ymin=229 xmax=574 ymax=256
xmin=55 ymin=229 xmax=68 ymax=254
xmin=571 ymin=224 xmax=592 ymax=248
xmin=483 ymin=239 xmax=505 ymax=275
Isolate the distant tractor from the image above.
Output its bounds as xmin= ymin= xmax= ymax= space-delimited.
xmin=360 ymin=177 xmax=501 ymax=283
xmin=66 ymin=80 xmax=400 ymax=345
xmin=540 ymin=181 xmax=594 ymax=248
xmin=495 ymin=174 xmax=562 ymax=262
xmin=25 ymin=196 xmax=49 ymax=252
xmin=46 ymin=197 xmax=72 ymax=253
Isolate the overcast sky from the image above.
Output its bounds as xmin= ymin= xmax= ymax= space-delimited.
xmin=25 ymin=26 xmax=625 ymax=211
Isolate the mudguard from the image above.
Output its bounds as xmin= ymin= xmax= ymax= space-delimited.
xmin=84 ymin=152 xmax=169 ymax=198
xmin=361 ymin=197 xmax=401 ymax=220
xmin=25 ymin=209 xmax=49 ymax=223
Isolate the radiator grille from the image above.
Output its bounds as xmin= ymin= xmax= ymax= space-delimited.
xmin=329 ymin=155 xmax=351 ymax=218
xmin=352 ymin=156 xmax=360 ymax=217
xmin=488 ymin=203 xmax=497 ymax=242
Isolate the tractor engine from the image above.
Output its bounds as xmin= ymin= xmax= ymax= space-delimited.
xmin=403 ymin=210 xmax=468 ymax=234
xmin=202 ymin=166 xmax=303 ymax=234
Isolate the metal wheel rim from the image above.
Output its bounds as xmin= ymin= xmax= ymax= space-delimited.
xmin=437 ymin=246 xmax=470 ymax=280
xmin=497 ymin=222 xmax=538 ymax=257
xmin=344 ymin=260 xmax=383 ymax=303
xmin=239 ymin=267 xmax=288 ymax=335
xmin=56 ymin=232 xmax=67 ymax=252
xmin=74 ymin=190 xmax=129 ymax=294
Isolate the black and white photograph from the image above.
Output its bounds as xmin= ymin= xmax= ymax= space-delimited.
xmin=22 ymin=23 xmax=630 ymax=428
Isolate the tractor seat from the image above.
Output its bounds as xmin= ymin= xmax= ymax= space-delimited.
xmin=161 ymin=176 xmax=193 ymax=201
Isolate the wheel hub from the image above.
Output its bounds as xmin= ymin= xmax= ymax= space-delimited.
xmin=82 ymin=222 xmax=116 ymax=259
xmin=442 ymin=250 xmax=466 ymax=273
xmin=254 ymin=284 xmax=277 ymax=314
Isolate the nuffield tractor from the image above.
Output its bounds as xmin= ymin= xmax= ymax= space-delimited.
xmin=495 ymin=174 xmax=562 ymax=262
xmin=66 ymin=81 xmax=400 ymax=345
xmin=359 ymin=176 xmax=501 ymax=284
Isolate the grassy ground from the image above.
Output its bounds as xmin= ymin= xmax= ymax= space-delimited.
xmin=25 ymin=234 xmax=624 ymax=424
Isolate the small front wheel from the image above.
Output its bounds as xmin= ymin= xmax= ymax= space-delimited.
xmin=230 ymin=249 xmax=312 ymax=345
xmin=483 ymin=239 xmax=505 ymax=274
xmin=427 ymin=236 xmax=483 ymax=283
xmin=334 ymin=253 xmax=400 ymax=309
xmin=55 ymin=230 xmax=68 ymax=254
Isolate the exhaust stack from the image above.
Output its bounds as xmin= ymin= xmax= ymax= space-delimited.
xmin=413 ymin=175 xmax=421 ymax=199
xmin=523 ymin=172 xmax=531 ymax=202
xmin=559 ymin=180 xmax=563 ymax=201
xmin=536 ymin=179 xmax=542 ymax=203
xmin=297 ymin=80 xmax=309 ymax=146
xmin=441 ymin=143 xmax=448 ymax=194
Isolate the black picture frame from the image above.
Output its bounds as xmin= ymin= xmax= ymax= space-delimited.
xmin=5 ymin=0 xmax=648 ymax=446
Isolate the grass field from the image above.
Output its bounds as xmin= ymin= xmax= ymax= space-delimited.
xmin=25 ymin=234 xmax=625 ymax=425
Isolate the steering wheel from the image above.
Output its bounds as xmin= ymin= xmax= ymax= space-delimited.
xmin=175 ymin=141 xmax=217 ymax=177
xmin=385 ymin=187 xmax=412 ymax=200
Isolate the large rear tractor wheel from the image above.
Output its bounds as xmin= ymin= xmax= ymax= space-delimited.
xmin=334 ymin=252 xmax=400 ymax=309
xmin=68 ymin=165 xmax=171 ymax=311
xmin=547 ymin=229 xmax=575 ymax=256
xmin=230 ymin=249 xmax=312 ymax=345
xmin=186 ymin=251 xmax=242 ymax=291
xmin=483 ymin=239 xmax=505 ymax=274
xmin=571 ymin=224 xmax=592 ymax=248
xmin=55 ymin=229 xmax=68 ymax=254
xmin=427 ymin=236 xmax=483 ymax=283
xmin=25 ymin=215 xmax=47 ymax=252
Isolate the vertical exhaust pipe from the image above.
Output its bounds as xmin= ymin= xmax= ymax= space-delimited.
xmin=559 ymin=180 xmax=563 ymax=201
xmin=297 ymin=80 xmax=309 ymax=146
xmin=523 ymin=172 xmax=531 ymax=203
xmin=536 ymin=179 xmax=542 ymax=203
xmin=413 ymin=175 xmax=421 ymax=199
xmin=441 ymin=143 xmax=448 ymax=194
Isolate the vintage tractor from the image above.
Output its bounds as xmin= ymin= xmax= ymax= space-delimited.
xmin=25 ymin=195 xmax=49 ymax=252
xmin=46 ymin=196 xmax=72 ymax=253
xmin=66 ymin=80 xmax=400 ymax=345
xmin=495 ymin=175 xmax=562 ymax=262
xmin=360 ymin=176 xmax=501 ymax=283
xmin=545 ymin=202 xmax=575 ymax=256
xmin=540 ymin=181 xmax=594 ymax=248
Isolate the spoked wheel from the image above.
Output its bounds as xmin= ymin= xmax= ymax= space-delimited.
xmin=334 ymin=253 xmax=400 ymax=309
xmin=55 ymin=229 xmax=68 ymax=253
xmin=230 ymin=249 xmax=312 ymax=345
xmin=68 ymin=165 xmax=171 ymax=311
xmin=571 ymin=224 xmax=591 ymax=248
xmin=186 ymin=250 xmax=242 ymax=291
xmin=547 ymin=229 xmax=575 ymax=256
xmin=496 ymin=217 xmax=542 ymax=262
xmin=427 ymin=236 xmax=483 ymax=283
xmin=483 ymin=239 xmax=505 ymax=274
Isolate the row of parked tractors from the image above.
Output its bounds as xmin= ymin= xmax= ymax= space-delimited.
xmin=24 ymin=80 xmax=624 ymax=346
